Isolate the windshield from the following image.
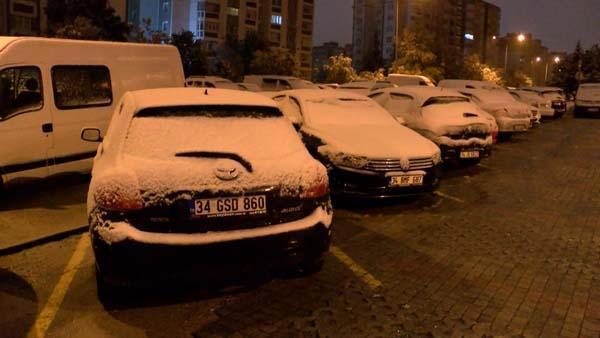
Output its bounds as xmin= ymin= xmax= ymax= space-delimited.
xmin=124 ymin=106 xmax=305 ymax=161
xmin=304 ymin=98 xmax=396 ymax=126
xmin=290 ymin=79 xmax=319 ymax=89
xmin=422 ymin=96 xmax=469 ymax=107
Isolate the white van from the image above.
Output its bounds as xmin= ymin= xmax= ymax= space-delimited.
xmin=0 ymin=37 xmax=184 ymax=189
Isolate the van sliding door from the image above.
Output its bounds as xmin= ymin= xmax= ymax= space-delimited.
xmin=0 ymin=66 xmax=52 ymax=182
xmin=48 ymin=65 xmax=113 ymax=175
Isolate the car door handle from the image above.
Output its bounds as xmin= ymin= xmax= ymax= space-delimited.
xmin=42 ymin=123 xmax=53 ymax=133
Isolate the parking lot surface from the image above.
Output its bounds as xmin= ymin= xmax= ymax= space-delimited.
xmin=2 ymin=111 xmax=600 ymax=338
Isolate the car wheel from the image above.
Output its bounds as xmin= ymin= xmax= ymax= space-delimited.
xmin=497 ymin=133 xmax=512 ymax=141
xmin=95 ymin=266 xmax=112 ymax=303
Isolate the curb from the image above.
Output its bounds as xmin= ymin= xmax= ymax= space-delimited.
xmin=0 ymin=225 xmax=88 ymax=257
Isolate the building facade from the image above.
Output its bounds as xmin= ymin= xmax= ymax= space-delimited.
xmin=126 ymin=0 xmax=314 ymax=79
xmin=1 ymin=0 xmax=46 ymax=36
xmin=352 ymin=0 xmax=500 ymax=71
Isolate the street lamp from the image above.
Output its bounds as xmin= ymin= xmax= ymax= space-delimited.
xmin=544 ymin=56 xmax=562 ymax=84
xmin=535 ymin=56 xmax=542 ymax=62
xmin=504 ymin=33 xmax=526 ymax=72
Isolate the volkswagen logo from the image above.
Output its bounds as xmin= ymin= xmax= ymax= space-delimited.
xmin=399 ymin=158 xmax=411 ymax=171
xmin=214 ymin=167 xmax=239 ymax=181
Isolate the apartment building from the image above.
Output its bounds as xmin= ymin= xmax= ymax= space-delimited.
xmin=126 ymin=0 xmax=314 ymax=79
xmin=0 ymin=0 xmax=46 ymax=36
xmin=352 ymin=0 xmax=500 ymax=71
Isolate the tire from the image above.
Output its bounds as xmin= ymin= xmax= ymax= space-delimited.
xmin=497 ymin=132 xmax=512 ymax=141
xmin=95 ymin=266 xmax=111 ymax=303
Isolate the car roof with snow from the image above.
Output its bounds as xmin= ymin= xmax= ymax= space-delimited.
xmin=128 ymin=88 xmax=277 ymax=113
xmin=521 ymin=86 xmax=564 ymax=93
xmin=371 ymin=86 xmax=469 ymax=107
xmin=186 ymin=76 xmax=232 ymax=82
xmin=339 ymin=81 xmax=391 ymax=89
xmin=277 ymin=89 xmax=371 ymax=102
xmin=438 ymin=79 xmax=503 ymax=90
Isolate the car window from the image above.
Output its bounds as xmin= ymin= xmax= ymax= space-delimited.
xmin=422 ymin=96 xmax=470 ymax=107
xmin=52 ymin=65 xmax=112 ymax=109
xmin=368 ymin=92 xmax=384 ymax=99
xmin=279 ymin=80 xmax=292 ymax=90
xmin=262 ymin=78 xmax=278 ymax=90
xmin=0 ymin=66 xmax=43 ymax=120
xmin=419 ymin=80 xmax=428 ymax=86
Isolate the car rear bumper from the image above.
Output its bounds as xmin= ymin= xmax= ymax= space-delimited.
xmin=496 ymin=117 xmax=530 ymax=133
xmin=91 ymin=206 xmax=332 ymax=282
xmin=575 ymin=105 xmax=600 ymax=114
xmin=329 ymin=164 xmax=442 ymax=198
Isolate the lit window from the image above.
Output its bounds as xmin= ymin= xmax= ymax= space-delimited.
xmin=228 ymin=7 xmax=239 ymax=16
xmin=271 ymin=15 xmax=282 ymax=25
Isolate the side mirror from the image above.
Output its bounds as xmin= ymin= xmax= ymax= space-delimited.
xmin=81 ymin=128 xmax=103 ymax=142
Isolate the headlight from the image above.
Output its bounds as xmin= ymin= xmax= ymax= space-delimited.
xmin=432 ymin=151 xmax=442 ymax=165
xmin=328 ymin=153 xmax=369 ymax=169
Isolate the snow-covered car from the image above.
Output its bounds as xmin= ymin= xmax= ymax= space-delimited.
xmin=235 ymin=82 xmax=262 ymax=92
xmin=387 ymin=74 xmax=435 ymax=87
xmin=521 ymin=87 xmax=567 ymax=117
xmin=185 ymin=76 xmax=238 ymax=89
xmin=243 ymin=75 xmax=318 ymax=91
xmin=270 ymin=89 xmax=442 ymax=197
xmin=574 ymin=83 xmax=600 ymax=117
xmin=368 ymin=87 xmax=493 ymax=163
xmin=83 ymin=88 xmax=333 ymax=292
xmin=510 ymin=90 xmax=555 ymax=119
xmin=454 ymin=89 xmax=531 ymax=137
xmin=337 ymin=80 xmax=396 ymax=96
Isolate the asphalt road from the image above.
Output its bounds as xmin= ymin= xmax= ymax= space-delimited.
xmin=3 ymin=108 xmax=600 ymax=337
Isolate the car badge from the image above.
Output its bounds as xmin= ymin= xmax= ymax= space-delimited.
xmin=399 ymin=158 xmax=411 ymax=171
xmin=214 ymin=167 xmax=239 ymax=181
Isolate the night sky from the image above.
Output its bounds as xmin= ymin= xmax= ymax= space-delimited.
xmin=313 ymin=0 xmax=600 ymax=53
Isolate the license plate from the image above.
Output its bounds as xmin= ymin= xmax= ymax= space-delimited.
xmin=191 ymin=195 xmax=267 ymax=218
xmin=390 ymin=175 xmax=423 ymax=187
xmin=460 ymin=150 xmax=480 ymax=159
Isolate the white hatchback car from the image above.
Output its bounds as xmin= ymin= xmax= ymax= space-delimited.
xmin=338 ymin=81 xmax=397 ymax=96
xmin=369 ymin=86 xmax=494 ymax=163
xmin=510 ymin=90 xmax=554 ymax=119
xmin=575 ymin=83 xmax=600 ymax=117
xmin=270 ymin=89 xmax=442 ymax=198
xmin=83 ymin=88 xmax=333 ymax=293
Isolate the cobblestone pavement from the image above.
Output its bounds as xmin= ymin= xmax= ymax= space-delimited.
xmin=2 ymin=111 xmax=600 ymax=338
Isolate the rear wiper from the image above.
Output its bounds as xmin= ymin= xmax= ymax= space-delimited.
xmin=175 ymin=151 xmax=253 ymax=173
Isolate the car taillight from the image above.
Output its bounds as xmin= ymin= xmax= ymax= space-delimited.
xmin=94 ymin=175 xmax=143 ymax=211
xmin=300 ymin=177 xmax=329 ymax=199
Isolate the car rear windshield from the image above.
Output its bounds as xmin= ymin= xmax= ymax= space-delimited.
xmin=135 ymin=105 xmax=283 ymax=118
xmin=125 ymin=106 xmax=303 ymax=160
xmin=422 ymin=96 xmax=469 ymax=107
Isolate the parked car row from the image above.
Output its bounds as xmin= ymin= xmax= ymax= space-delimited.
xmin=1 ymin=38 xmax=595 ymax=299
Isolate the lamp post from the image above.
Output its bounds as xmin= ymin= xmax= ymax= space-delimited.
xmin=544 ymin=56 xmax=561 ymax=84
xmin=504 ymin=33 xmax=526 ymax=73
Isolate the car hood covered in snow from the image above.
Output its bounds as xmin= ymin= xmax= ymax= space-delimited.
xmin=420 ymin=102 xmax=491 ymax=135
xmin=306 ymin=124 xmax=439 ymax=159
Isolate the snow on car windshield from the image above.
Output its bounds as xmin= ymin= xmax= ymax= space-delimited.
xmin=304 ymin=98 xmax=395 ymax=126
xmin=124 ymin=106 xmax=306 ymax=161
xmin=422 ymin=96 xmax=469 ymax=107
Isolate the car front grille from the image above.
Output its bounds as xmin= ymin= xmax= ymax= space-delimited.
xmin=447 ymin=131 xmax=488 ymax=140
xmin=365 ymin=157 xmax=434 ymax=172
